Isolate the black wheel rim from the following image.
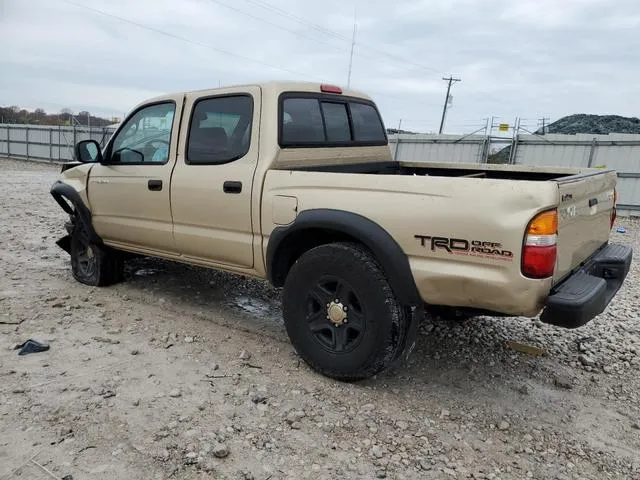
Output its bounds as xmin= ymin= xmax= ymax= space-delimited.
xmin=305 ymin=276 xmax=366 ymax=353
xmin=75 ymin=226 xmax=97 ymax=278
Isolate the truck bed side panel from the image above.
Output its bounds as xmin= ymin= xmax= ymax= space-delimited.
xmin=262 ymin=171 xmax=559 ymax=317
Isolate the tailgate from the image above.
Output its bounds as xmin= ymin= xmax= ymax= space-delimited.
xmin=554 ymin=170 xmax=617 ymax=283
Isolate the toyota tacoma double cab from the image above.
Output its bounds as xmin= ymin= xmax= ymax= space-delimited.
xmin=51 ymin=81 xmax=632 ymax=380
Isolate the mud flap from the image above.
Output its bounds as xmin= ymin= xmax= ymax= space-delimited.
xmin=56 ymin=235 xmax=71 ymax=254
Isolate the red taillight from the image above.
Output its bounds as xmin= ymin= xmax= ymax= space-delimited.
xmin=522 ymin=245 xmax=557 ymax=278
xmin=522 ymin=209 xmax=558 ymax=279
xmin=320 ymin=84 xmax=342 ymax=94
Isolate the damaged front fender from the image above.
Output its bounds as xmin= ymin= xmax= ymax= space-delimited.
xmin=50 ymin=180 xmax=102 ymax=251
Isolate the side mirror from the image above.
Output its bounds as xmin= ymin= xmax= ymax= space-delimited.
xmin=74 ymin=140 xmax=103 ymax=163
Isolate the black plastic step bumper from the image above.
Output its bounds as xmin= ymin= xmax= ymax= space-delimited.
xmin=540 ymin=243 xmax=633 ymax=328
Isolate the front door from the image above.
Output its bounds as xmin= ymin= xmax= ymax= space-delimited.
xmin=88 ymin=97 xmax=183 ymax=253
xmin=170 ymin=88 xmax=260 ymax=268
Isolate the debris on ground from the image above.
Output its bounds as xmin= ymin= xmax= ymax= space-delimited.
xmin=92 ymin=336 xmax=120 ymax=345
xmin=0 ymin=316 xmax=25 ymax=325
xmin=505 ymin=340 xmax=547 ymax=356
xmin=15 ymin=338 xmax=50 ymax=356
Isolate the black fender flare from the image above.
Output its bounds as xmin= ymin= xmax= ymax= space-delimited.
xmin=50 ymin=180 xmax=102 ymax=244
xmin=266 ymin=209 xmax=422 ymax=362
xmin=266 ymin=208 xmax=421 ymax=307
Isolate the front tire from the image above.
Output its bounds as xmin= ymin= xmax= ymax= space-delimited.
xmin=282 ymin=242 xmax=407 ymax=381
xmin=70 ymin=217 xmax=123 ymax=286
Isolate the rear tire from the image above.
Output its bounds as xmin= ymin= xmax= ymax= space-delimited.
xmin=282 ymin=242 xmax=407 ymax=381
xmin=70 ymin=217 xmax=123 ymax=286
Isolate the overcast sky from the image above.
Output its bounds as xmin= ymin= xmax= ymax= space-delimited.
xmin=1 ymin=0 xmax=639 ymax=133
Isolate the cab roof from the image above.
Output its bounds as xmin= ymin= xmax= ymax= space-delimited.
xmin=142 ymin=81 xmax=373 ymax=106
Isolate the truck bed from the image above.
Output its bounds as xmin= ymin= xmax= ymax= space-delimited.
xmin=275 ymin=159 xmax=617 ymax=297
xmin=291 ymin=160 xmax=586 ymax=181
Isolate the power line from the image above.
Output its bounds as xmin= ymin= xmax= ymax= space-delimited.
xmin=204 ymin=0 xmax=349 ymax=54
xmin=241 ymin=0 xmax=353 ymax=41
xmin=58 ymin=0 xmax=455 ymax=108
xmin=201 ymin=0 xmax=417 ymax=77
xmin=239 ymin=0 xmax=442 ymax=74
xmin=59 ymin=0 xmax=318 ymax=80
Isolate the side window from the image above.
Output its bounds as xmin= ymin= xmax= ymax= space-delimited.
xmin=187 ymin=95 xmax=253 ymax=165
xmin=281 ymin=98 xmax=325 ymax=145
xmin=110 ymin=103 xmax=175 ymax=164
xmin=350 ymin=102 xmax=386 ymax=142
xmin=321 ymin=102 xmax=350 ymax=142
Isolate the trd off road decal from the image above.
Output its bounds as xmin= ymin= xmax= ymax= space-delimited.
xmin=415 ymin=235 xmax=513 ymax=261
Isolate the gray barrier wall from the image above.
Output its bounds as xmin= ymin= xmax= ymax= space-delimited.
xmin=0 ymin=124 xmax=115 ymax=162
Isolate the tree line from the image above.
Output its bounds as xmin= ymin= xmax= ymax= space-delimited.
xmin=0 ymin=106 xmax=117 ymax=127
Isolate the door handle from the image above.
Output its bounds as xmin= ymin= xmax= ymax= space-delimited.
xmin=223 ymin=181 xmax=242 ymax=194
xmin=148 ymin=179 xmax=163 ymax=191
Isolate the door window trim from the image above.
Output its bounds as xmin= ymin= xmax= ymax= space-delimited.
xmin=103 ymin=100 xmax=177 ymax=166
xmin=278 ymin=92 xmax=388 ymax=148
xmin=185 ymin=93 xmax=255 ymax=166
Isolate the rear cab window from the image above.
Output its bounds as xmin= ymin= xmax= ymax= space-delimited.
xmin=279 ymin=93 xmax=387 ymax=147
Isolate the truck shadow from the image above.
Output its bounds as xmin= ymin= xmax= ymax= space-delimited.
xmin=118 ymin=255 xmax=583 ymax=394
xmin=121 ymin=255 xmax=284 ymax=329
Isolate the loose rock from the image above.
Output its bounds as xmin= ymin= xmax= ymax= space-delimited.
xmin=553 ymin=374 xmax=574 ymax=390
xmin=579 ymin=354 xmax=597 ymax=367
xmin=212 ymin=442 xmax=229 ymax=458
xmin=92 ymin=336 xmax=120 ymax=345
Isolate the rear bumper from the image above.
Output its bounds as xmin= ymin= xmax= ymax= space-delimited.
xmin=540 ymin=243 xmax=632 ymax=328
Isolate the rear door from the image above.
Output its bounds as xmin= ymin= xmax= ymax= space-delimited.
xmin=88 ymin=97 xmax=182 ymax=253
xmin=554 ymin=170 xmax=617 ymax=282
xmin=170 ymin=87 xmax=260 ymax=268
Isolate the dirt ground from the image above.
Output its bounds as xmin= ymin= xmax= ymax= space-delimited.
xmin=1 ymin=157 xmax=639 ymax=480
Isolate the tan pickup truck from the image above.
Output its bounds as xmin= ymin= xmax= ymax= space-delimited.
xmin=51 ymin=81 xmax=632 ymax=380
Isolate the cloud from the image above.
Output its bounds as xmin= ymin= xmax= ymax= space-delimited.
xmin=1 ymin=0 xmax=638 ymax=132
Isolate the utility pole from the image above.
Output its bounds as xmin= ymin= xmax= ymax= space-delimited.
xmin=347 ymin=10 xmax=357 ymax=87
xmin=393 ymin=119 xmax=403 ymax=161
xmin=438 ymin=76 xmax=461 ymax=134
xmin=538 ymin=117 xmax=550 ymax=135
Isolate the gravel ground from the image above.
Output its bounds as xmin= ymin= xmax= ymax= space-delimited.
xmin=0 ymin=157 xmax=639 ymax=480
